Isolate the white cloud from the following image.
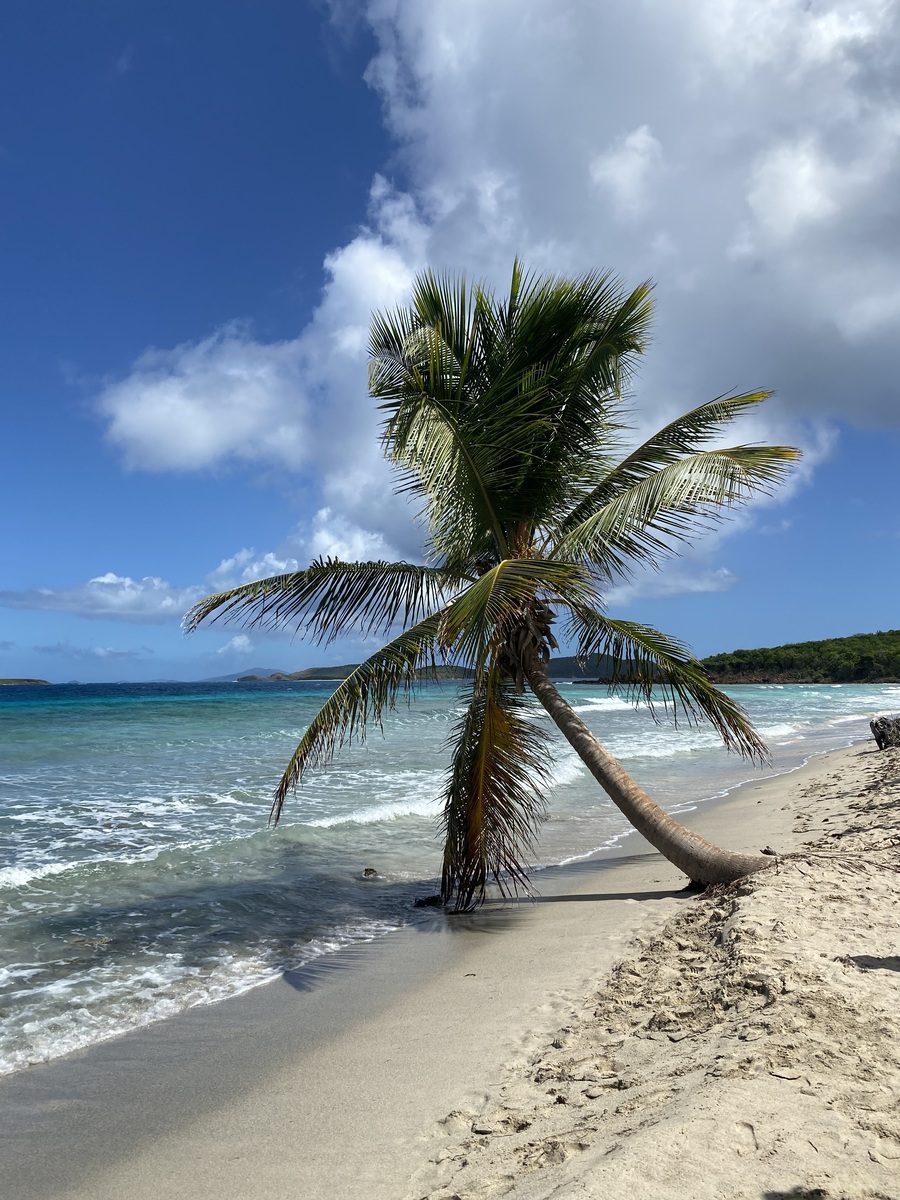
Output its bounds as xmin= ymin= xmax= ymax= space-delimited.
xmin=745 ymin=137 xmax=840 ymax=243
xmin=95 ymin=1 xmax=900 ymax=462
xmin=98 ymin=325 xmax=312 ymax=472
xmin=693 ymin=0 xmax=881 ymax=79
xmin=304 ymin=507 xmax=396 ymax=561
xmin=0 ymin=574 xmax=205 ymax=623
xmin=0 ymin=520 xmax=405 ymax=627
xmin=590 ymin=125 xmax=664 ymax=219
xmin=97 ymin=184 xmax=421 ymax=489
xmin=206 ymin=549 xmax=301 ymax=591
xmin=356 ymin=0 xmax=900 ymax=428
xmin=114 ymin=44 xmax=134 ymax=76
xmin=0 ymin=553 xmax=302 ymax=625
xmin=217 ymin=634 xmax=254 ymax=656
xmin=95 ymin=180 xmax=425 ymax=562
xmin=607 ymin=565 xmax=736 ymax=606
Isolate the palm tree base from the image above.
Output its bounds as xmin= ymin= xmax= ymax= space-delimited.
xmin=525 ymin=663 xmax=774 ymax=887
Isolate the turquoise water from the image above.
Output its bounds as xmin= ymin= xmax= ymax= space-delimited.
xmin=2 ymin=678 xmax=897 ymax=1074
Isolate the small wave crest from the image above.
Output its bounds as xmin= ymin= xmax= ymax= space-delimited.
xmin=570 ymin=696 xmax=641 ymax=714
xmin=547 ymin=752 xmax=585 ymax=788
xmin=757 ymin=723 xmax=799 ymax=739
xmin=305 ymin=795 xmax=442 ymax=828
xmin=0 ymin=862 xmax=72 ymax=889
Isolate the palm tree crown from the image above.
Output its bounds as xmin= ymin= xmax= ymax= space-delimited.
xmin=186 ymin=262 xmax=799 ymax=910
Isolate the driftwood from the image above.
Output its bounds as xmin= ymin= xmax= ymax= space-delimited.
xmin=870 ymin=714 xmax=900 ymax=750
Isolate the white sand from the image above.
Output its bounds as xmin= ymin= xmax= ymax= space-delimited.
xmin=409 ymin=743 xmax=900 ymax=1200
xmin=2 ymin=742 xmax=898 ymax=1200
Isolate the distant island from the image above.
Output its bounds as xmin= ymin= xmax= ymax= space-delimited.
xmin=0 ymin=678 xmax=51 ymax=686
xmin=701 ymin=630 xmax=900 ymax=684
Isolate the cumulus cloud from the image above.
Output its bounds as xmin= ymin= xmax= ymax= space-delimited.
xmin=607 ymin=565 xmax=737 ymax=606
xmin=217 ymin=634 xmax=254 ymax=656
xmin=98 ymin=325 xmax=312 ymax=473
xmin=304 ymin=507 xmax=396 ymax=561
xmin=0 ymin=554 xmax=297 ymax=625
xmin=205 ymin=549 xmax=302 ymax=591
xmin=105 ymin=0 xmax=900 ymax=444
xmin=96 ymin=187 xmax=423 ymax=550
xmin=358 ymin=0 xmax=900 ymax=431
xmin=90 ymin=0 xmax=900 ymax=605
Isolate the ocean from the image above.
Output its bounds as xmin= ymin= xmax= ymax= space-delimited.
xmin=2 ymin=677 xmax=897 ymax=1076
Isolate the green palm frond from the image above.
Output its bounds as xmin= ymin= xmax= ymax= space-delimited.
xmin=379 ymin=380 xmax=512 ymax=561
xmin=440 ymin=664 xmax=551 ymax=910
xmin=370 ymin=275 xmax=512 ymax=560
xmin=437 ymin=559 xmax=599 ymax=673
xmin=553 ymin=445 xmax=800 ymax=579
xmin=565 ymin=608 xmax=768 ymax=761
xmin=558 ymin=390 xmax=780 ymax=535
xmin=269 ymin=613 xmax=444 ymax=823
xmin=371 ymin=267 xmax=655 ymax=562
xmin=183 ymin=559 xmax=461 ymax=645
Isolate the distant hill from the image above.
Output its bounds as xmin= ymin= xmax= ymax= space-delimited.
xmin=228 ymin=655 xmax=630 ymax=685
xmin=0 ymin=678 xmax=50 ymax=686
xmin=200 ymin=667 xmax=283 ymax=683
xmin=543 ymin=654 xmax=634 ymax=682
xmin=236 ymin=664 xmax=476 ymax=682
xmin=701 ymin=630 xmax=900 ymax=684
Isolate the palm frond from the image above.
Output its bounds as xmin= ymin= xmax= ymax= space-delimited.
xmin=370 ymin=268 xmax=656 ymax=563
xmin=440 ymin=664 xmax=551 ymax=910
xmin=564 ymin=608 xmax=768 ymax=761
xmin=553 ymin=445 xmax=800 ymax=579
xmin=437 ymin=558 xmax=598 ymax=674
xmin=269 ymin=613 xmax=444 ymax=823
xmin=183 ymin=559 xmax=461 ymax=645
xmin=558 ymin=390 xmax=784 ymax=535
xmin=370 ymin=275 xmax=512 ymax=559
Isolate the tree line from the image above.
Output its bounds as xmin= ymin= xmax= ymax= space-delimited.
xmin=701 ymin=630 xmax=900 ymax=683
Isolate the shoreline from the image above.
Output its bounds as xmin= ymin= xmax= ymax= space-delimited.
xmin=3 ymin=740 xmax=889 ymax=1199
xmin=1 ymin=727 xmax=869 ymax=1078
xmin=1 ymin=715 xmax=872 ymax=1081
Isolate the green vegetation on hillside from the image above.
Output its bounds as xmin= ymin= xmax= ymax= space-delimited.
xmin=0 ymin=678 xmax=51 ymax=686
xmin=701 ymin=630 xmax=900 ymax=683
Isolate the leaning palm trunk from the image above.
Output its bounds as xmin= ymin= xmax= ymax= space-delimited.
xmin=524 ymin=662 xmax=773 ymax=885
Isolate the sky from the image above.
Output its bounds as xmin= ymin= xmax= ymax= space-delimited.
xmin=1 ymin=0 xmax=899 ymax=683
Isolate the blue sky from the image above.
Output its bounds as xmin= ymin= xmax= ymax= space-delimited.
xmin=2 ymin=1 xmax=898 ymax=682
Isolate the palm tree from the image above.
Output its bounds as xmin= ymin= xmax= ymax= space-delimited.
xmin=185 ymin=262 xmax=799 ymax=911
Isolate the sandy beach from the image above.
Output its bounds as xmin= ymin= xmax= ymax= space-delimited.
xmin=2 ymin=739 xmax=898 ymax=1200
